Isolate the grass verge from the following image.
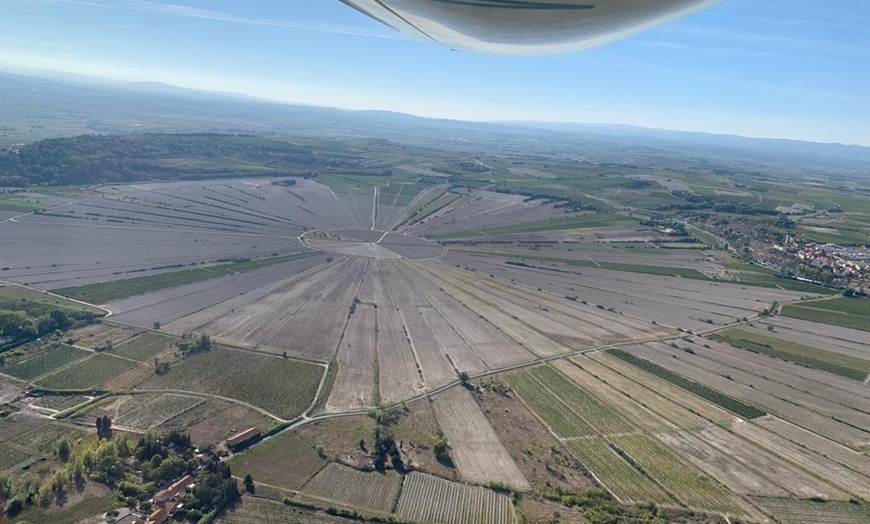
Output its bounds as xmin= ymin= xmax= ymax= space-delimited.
xmin=53 ymin=253 xmax=314 ymax=304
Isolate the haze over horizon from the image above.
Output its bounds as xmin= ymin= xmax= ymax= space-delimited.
xmin=1 ymin=0 xmax=868 ymax=146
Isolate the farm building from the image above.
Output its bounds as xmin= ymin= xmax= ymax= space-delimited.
xmin=227 ymin=427 xmax=261 ymax=449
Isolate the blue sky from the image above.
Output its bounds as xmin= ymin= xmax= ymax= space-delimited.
xmin=0 ymin=0 xmax=868 ymax=145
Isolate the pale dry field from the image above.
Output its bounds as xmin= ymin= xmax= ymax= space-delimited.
xmin=433 ymin=387 xmax=530 ymax=490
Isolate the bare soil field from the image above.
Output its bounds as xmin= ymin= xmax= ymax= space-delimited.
xmin=306 ymin=239 xmax=403 ymax=259
xmin=378 ymin=232 xmax=444 ymax=258
xmin=326 ymin=304 xmax=377 ymax=412
xmin=472 ymin=385 xmax=594 ymax=493
xmin=295 ymin=416 xmax=377 ymax=470
xmin=433 ymin=387 xmax=529 ymax=490
xmin=355 ymin=261 xmax=421 ymax=404
xmin=158 ymin=398 xmax=275 ymax=447
xmin=762 ymin=316 xmax=870 ymax=357
xmin=754 ymin=416 xmax=870 ymax=475
xmin=752 ymin=497 xmax=870 ymax=524
xmin=401 ymin=263 xmax=536 ymax=368
xmin=444 ymin=250 xmax=805 ymax=332
xmin=70 ymin=322 xmax=142 ymax=350
xmin=645 ymin=339 xmax=870 ymax=437
xmin=7 ymin=176 xmax=865 ymax=523
xmin=581 ymin=352 xmax=737 ymax=426
xmin=657 ymin=426 xmax=842 ymax=499
xmin=0 ymin=411 xmax=47 ymax=443
xmin=108 ymin=253 xmax=331 ymax=327
xmin=622 ymin=344 xmax=870 ymax=449
xmin=0 ymin=178 xmax=397 ymax=293
xmin=388 ymin=274 xmax=464 ymax=388
xmin=731 ymin=420 xmax=870 ymax=500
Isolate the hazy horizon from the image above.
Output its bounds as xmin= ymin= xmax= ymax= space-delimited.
xmin=0 ymin=0 xmax=867 ymax=145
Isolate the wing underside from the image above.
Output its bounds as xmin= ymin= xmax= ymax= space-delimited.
xmin=341 ymin=0 xmax=719 ymax=54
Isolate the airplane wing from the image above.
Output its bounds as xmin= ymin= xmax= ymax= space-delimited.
xmin=340 ymin=0 xmax=720 ymax=54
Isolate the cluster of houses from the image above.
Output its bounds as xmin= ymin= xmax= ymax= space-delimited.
xmin=797 ymin=243 xmax=870 ymax=279
xmin=99 ymin=427 xmax=262 ymax=524
xmin=145 ymin=475 xmax=195 ymax=524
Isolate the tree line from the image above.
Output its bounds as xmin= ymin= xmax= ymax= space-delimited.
xmin=0 ymin=304 xmax=98 ymax=345
xmin=0 ymin=133 xmax=374 ymax=187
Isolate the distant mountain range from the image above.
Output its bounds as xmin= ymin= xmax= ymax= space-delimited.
xmin=1 ymin=69 xmax=868 ymax=179
xmin=505 ymin=121 xmax=870 ymax=164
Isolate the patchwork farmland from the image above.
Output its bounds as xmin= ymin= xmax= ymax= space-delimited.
xmin=1 ymin=176 xmax=867 ymax=524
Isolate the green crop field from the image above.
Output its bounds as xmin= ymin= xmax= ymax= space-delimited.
xmin=141 ymin=347 xmax=323 ymax=420
xmin=710 ymin=329 xmax=870 ymax=381
xmin=36 ymin=353 xmax=135 ymax=390
xmin=0 ymin=285 xmax=106 ymax=315
xmin=610 ymin=434 xmax=747 ymax=516
xmin=396 ymin=472 xmax=517 ymax=524
xmin=0 ymin=198 xmax=50 ymax=213
xmin=229 ymin=432 xmax=326 ymax=490
xmin=218 ymin=497 xmax=356 ymax=524
xmin=30 ymin=394 xmax=89 ymax=412
xmin=507 ymin=369 xmax=674 ymax=505
xmin=792 ymin=297 xmax=870 ymax=316
xmin=115 ymin=393 xmax=204 ymax=431
xmin=111 ymin=331 xmax=176 ymax=361
xmin=507 ymin=371 xmax=597 ymax=438
xmin=782 ymin=298 xmax=870 ymax=331
xmin=0 ymin=442 xmax=31 ymax=470
xmin=526 ymin=365 xmax=635 ymax=436
xmin=563 ymin=437 xmax=675 ymax=505
xmin=12 ymin=423 xmax=89 ymax=454
xmin=607 ymin=349 xmax=766 ymax=419
xmin=1 ymin=344 xmax=91 ymax=381
xmin=509 ymin=365 xmax=751 ymax=516
xmin=301 ymin=464 xmax=402 ymax=514
xmin=53 ymin=253 xmax=314 ymax=304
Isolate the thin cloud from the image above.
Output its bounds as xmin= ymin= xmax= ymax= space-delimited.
xmin=706 ymin=12 xmax=870 ymax=35
xmin=655 ymin=24 xmax=870 ymax=56
xmin=624 ymin=38 xmax=845 ymax=66
xmin=34 ymin=0 xmax=411 ymax=40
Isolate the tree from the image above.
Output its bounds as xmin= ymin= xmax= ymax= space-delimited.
xmin=57 ymin=438 xmax=71 ymax=462
xmin=153 ymin=321 xmax=161 ymax=330
xmin=458 ymin=371 xmax=470 ymax=388
xmin=97 ymin=415 xmax=112 ymax=439
xmin=154 ymin=358 xmax=170 ymax=375
xmin=433 ymin=438 xmax=453 ymax=467
xmin=433 ymin=438 xmax=449 ymax=457
xmin=177 ymin=333 xmax=212 ymax=357
xmin=243 ymin=474 xmax=255 ymax=494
